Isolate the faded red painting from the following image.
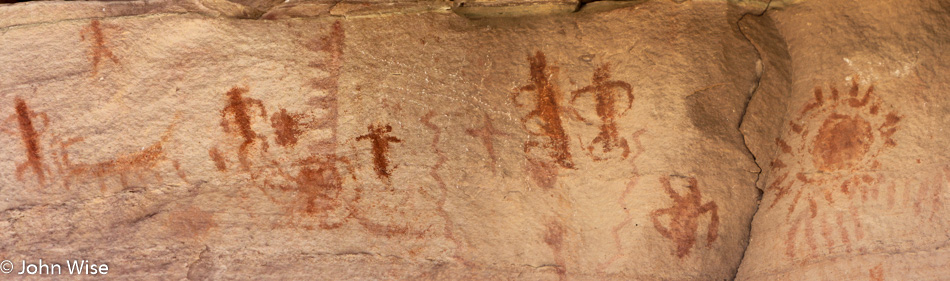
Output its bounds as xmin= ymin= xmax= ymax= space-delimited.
xmin=165 ymin=206 xmax=217 ymax=240
xmin=304 ymin=20 xmax=344 ymax=155
xmin=80 ymin=19 xmax=120 ymax=77
xmin=422 ymin=111 xmax=467 ymax=263
xmin=543 ymin=220 xmax=568 ymax=281
xmin=650 ymin=175 xmax=719 ymax=258
xmin=600 ymin=129 xmax=646 ymax=270
xmin=63 ymin=129 xmax=174 ymax=192
xmin=466 ymin=112 xmax=507 ymax=174
xmin=766 ymin=77 xmax=902 ymax=260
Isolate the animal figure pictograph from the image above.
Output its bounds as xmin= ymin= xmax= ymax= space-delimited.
xmin=650 ymin=175 xmax=719 ymax=258
xmin=570 ymin=63 xmax=634 ymax=160
xmin=357 ymin=124 xmax=401 ymax=183
xmin=5 ymin=97 xmax=182 ymax=191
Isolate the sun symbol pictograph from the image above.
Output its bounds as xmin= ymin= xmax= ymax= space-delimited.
xmin=765 ymin=77 xmax=901 ymax=260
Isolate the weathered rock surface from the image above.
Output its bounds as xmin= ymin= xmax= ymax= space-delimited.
xmin=0 ymin=0 xmax=762 ymax=279
xmin=0 ymin=0 xmax=947 ymax=280
xmin=738 ymin=0 xmax=950 ymax=280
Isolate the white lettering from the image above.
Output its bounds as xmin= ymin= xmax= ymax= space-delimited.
xmin=25 ymin=263 xmax=37 ymax=274
xmin=66 ymin=260 xmax=81 ymax=274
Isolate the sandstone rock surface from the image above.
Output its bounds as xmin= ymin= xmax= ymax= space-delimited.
xmin=0 ymin=0 xmax=947 ymax=280
xmin=738 ymin=0 xmax=950 ymax=280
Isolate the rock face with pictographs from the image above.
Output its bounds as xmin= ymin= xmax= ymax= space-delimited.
xmin=0 ymin=0 xmax=946 ymax=279
xmin=738 ymin=1 xmax=950 ymax=280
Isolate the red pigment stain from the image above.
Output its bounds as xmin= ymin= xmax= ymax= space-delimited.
xmin=173 ymin=160 xmax=188 ymax=181
xmin=208 ymin=147 xmax=227 ymax=171
xmin=543 ymin=220 xmax=568 ymax=281
xmin=869 ymin=264 xmax=884 ymax=281
xmin=165 ymin=206 xmax=217 ymax=239
xmin=527 ymin=156 xmax=558 ymax=189
xmin=775 ymin=138 xmax=792 ymax=154
xmin=271 ymin=108 xmax=303 ymax=147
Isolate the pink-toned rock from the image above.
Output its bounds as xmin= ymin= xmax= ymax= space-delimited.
xmin=0 ymin=1 xmax=762 ymax=279
xmin=5 ymin=0 xmax=946 ymax=279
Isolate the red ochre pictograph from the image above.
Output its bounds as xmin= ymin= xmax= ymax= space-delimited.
xmin=6 ymin=97 xmax=50 ymax=186
xmin=570 ymin=63 xmax=634 ymax=161
xmin=466 ymin=112 xmax=508 ymax=174
xmin=5 ymin=97 xmax=182 ymax=191
xmin=356 ymin=124 xmax=402 ymax=185
xmin=650 ymin=175 xmax=719 ymax=258
xmin=599 ymin=129 xmax=646 ymax=270
xmin=80 ymin=19 xmax=120 ymax=77
xmin=512 ymin=51 xmax=585 ymax=190
xmin=767 ymin=77 xmax=902 ymax=260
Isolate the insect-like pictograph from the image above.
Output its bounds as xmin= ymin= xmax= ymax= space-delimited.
xmin=650 ymin=175 xmax=719 ymax=258
xmin=570 ymin=63 xmax=634 ymax=161
xmin=767 ymin=77 xmax=901 ymax=260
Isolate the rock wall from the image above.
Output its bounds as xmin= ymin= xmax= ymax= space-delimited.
xmin=0 ymin=0 xmax=946 ymax=280
xmin=738 ymin=0 xmax=950 ymax=280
